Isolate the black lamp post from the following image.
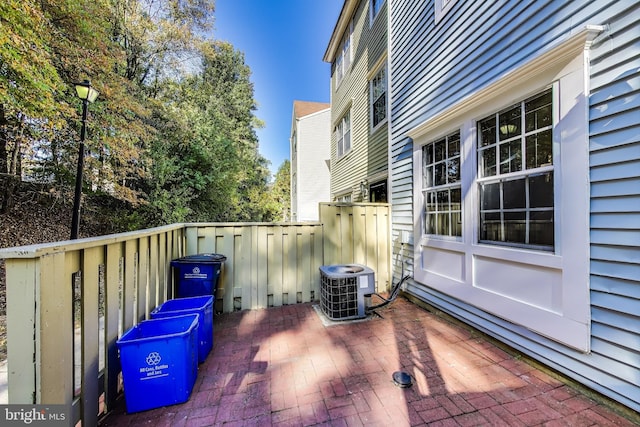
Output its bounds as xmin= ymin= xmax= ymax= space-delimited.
xmin=70 ymin=80 xmax=99 ymax=240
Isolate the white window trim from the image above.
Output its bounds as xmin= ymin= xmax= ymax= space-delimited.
xmin=369 ymin=0 xmax=385 ymax=27
xmin=476 ymin=88 xmax=555 ymax=250
xmin=334 ymin=190 xmax=352 ymax=203
xmin=421 ymin=131 xmax=462 ymax=239
xmin=335 ymin=20 xmax=353 ymax=88
xmin=434 ymin=0 xmax=457 ymax=24
xmin=408 ymin=26 xmax=603 ymax=352
xmin=369 ymin=61 xmax=388 ymax=132
xmin=335 ymin=109 xmax=352 ymax=159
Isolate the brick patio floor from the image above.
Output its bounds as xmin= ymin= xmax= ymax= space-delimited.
xmin=102 ymin=297 xmax=636 ymax=426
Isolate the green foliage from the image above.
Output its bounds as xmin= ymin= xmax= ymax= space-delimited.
xmin=0 ymin=0 xmax=63 ymax=120
xmin=140 ymin=41 xmax=273 ymax=225
xmin=1 ymin=0 xmax=285 ymax=227
xmin=270 ymin=160 xmax=291 ymax=221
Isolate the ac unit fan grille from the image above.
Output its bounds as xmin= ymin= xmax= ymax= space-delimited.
xmin=320 ymin=275 xmax=359 ymax=320
xmin=319 ymin=264 xmax=375 ymax=321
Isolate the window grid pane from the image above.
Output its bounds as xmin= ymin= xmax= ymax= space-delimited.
xmin=371 ymin=67 xmax=387 ymax=127
xmin=479 ymin=173 xmax=554 ymax=248
xmin=477 ymin=88 xmax=554 ymax=250
xmin=335 ymin=21 xmax=352 ymax=86
xmin=422 ymin=131 xmax=462 ymax=237
xmin=344 ymin=113 xmax=351 ymax=153
xmin=336 ymin=112 xmax=351 ymax=158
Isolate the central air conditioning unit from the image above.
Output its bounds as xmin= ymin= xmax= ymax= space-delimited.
xmin=319 ymin=264 xmax=375 ymax=320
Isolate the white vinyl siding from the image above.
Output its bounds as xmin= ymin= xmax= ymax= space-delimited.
xmin=290 ymin=106 xmax=331 ymax=222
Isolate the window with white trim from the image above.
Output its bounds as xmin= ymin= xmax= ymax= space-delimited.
xmin=370 ymin=65 xmax=387 ymax=129
xmin=435 ymin=0 xmax=457 ymax=23
xmin=335 ymin=193 xmax=352 ymax=202
xmin=334 ymin=20 xmax=352 ymax=87
xmin=409 ymin=28 xmax=602 ymax=351
xmin=477 ymin=89 xmax=554 ymax=249
xmin=335 ymin=111 xmax=351 ymax=158
xmin=422 ymin=131 xmax=461 ymax=237
xmin=291 ymin=131 xmax=297 ymax=163
xmin=370 ymin=0 xmax=384 ymax=24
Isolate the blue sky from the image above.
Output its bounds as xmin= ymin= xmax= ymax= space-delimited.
xmin=213 ymin=0 xmax=343 ymax=177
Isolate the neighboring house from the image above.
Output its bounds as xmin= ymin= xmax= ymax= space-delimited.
xmin=388 ymin=0 xmax=640 ymax=414
xmin=323 ymin=0 xmax=389 ymax=203
xmin=290 ymin=101 xmax=331 ymax=221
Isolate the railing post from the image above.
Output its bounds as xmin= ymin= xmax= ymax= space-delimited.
xmin=104 ymin=243 xmax=122 ymax=411
xmin=0 ymin=224 xmax=188 ymax=424
xmin=81 ymin=247 xmax=101 ymax=425
xmin=6 ymin=258 xmax=38 ymax=403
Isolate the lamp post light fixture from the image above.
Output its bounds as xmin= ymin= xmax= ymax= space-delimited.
xmin=70 ymin=80 xmax=99 ymax=240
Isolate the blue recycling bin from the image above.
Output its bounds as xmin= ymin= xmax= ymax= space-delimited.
xmin=171 ymin=253 xmax=226 ymax=298
xmin=116 ymin=314 xmax=199 ymax=413
xmin=151 ymin=295 xmax=213 ymax=363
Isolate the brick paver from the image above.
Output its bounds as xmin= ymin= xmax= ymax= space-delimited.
xmin=102 ymin=298 xmax=637 ymax=426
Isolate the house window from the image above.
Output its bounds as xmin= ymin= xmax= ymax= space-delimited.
xmin=335 ymin=111 xmax=351 ymax=158
xmin=370 ymin=0 xmax=384 ymax=24
xmin=291 ymin=131 xmax=297 ymax=163
xmin=422 ymin=131 xmax=461 ymax=237
xmin=434 ymin=0 xmax=457 ymax=23
xmin=336 ymin=193 xmax=352 ymax=202
xmin=370 ymin=180 xmax=388 ymax=203
xmin=292 ymin=173 xmax=297 ymax=197
xmin=370 ymin=65 xmax=387 ymax=129
xmin=477 ymin=89 xmax=554 ymax=249
xmin=334 ymin=20 xmax=352 ymax=86
xmin=409 ymin=28 xmax=600 ymax=351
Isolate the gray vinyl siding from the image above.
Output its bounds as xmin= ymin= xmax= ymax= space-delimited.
xmin=389 ymin=0 xmax=640 ymax=412
xmin=330 ymin=0 xmax=388 ymax=200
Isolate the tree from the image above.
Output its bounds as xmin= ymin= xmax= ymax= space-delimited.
xmin=2 ymin=0 xmax=280 ymax=229
xmin=110 ymin=0 xmax=215 ymax=88
xmin=0 ymin=0 xmax=65 ymax=135
xmin=0 ymin=0 xmax=112 ymax=211
xmin=188 ymin=41 xmax=273 ymax=222
xmin=139 ymin=41 xmax=273 ymax=225
xmin=270 ymin=160 xmax=291 ymax=222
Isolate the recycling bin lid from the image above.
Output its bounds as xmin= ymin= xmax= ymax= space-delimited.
xmin=172 ymin=253 xmax=227 ymax=263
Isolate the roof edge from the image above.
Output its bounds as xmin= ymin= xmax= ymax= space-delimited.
xmin=323 ymin=0 xmax=358 ymax=63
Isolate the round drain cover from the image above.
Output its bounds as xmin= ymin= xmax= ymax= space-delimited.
xmin=392 ymin=371 xmax=413 ymax=388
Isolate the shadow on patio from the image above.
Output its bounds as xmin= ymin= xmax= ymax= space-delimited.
xmin=100 ymin=297 xmax=634 ymax=426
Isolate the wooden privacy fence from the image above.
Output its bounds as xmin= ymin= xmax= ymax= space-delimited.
xmin=0 ymin=203 xmax=390 ymax=425
xmin=320 ymin=203 xmax=390 ymax=291
xmin=184 ymin=223 xmax=324 ymax=312
xmin=186 ymin=203 xmax=390 ymax=313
